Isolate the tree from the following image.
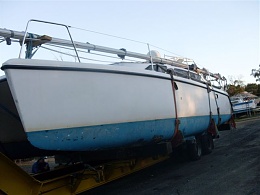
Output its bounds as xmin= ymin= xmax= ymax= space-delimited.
xmin=245 ymin=83 xmax=258 ymax=95
xmin=226 ymin=75 xmax=245 ymax=96
xmin=226 ymin=84 xmax=245 ymax=96
xmin=228 ymin=75 xmax=245 ymax=86
xmin=251 ymin=65 xmax=260 ymax=82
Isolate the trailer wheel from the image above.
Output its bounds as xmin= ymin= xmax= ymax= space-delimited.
xmin=201 ymin=134 xmax=214 ymax=155
xmin=188 ymin=138 xmax=202 ymax=161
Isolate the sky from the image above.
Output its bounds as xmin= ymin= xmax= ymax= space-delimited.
xmin=0 ymin=0 xmax=259 ymax=84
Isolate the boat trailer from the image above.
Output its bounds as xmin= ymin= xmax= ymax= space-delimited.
xmin=0 ymin=143 xmax=171 ymax=195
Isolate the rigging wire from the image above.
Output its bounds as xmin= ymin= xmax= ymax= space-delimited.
xmin=46 ymin=43 xmax=120 ymax=60
xmin=69 ymin=26 xmax=190 ymax=60
xmin=70 ymin=26 xmax=146 ymax=45
xmin=149 ymin=44 xmax=187 ymax=58
xmin=44 ymin=43 xmax=143 ymax=63
xmin=41 ymin=45 xmax=121 ymax=63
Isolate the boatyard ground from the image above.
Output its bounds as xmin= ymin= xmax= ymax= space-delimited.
xmin=85 ymin=117 xmax=260 ymax=195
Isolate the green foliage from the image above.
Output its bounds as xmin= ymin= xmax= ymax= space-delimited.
xmin=227 ymin=83 xmax=260 ymax=97
xmin=245 ymin=83 xmax=258 ymax=95
xmin=227 ymin=85 xmax=245 ymax=96
xmin=257 ymin=85 xmax=260 ymax=96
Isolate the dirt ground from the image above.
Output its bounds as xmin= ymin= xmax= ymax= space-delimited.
xmin=84 ymin=117 xmax=260 ymax=195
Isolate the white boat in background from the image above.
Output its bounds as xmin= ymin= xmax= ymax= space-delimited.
xmin=0 ymin=19 xmax=232 ymax=156
xmin=230 ymin=96 xmax=257 ymax=114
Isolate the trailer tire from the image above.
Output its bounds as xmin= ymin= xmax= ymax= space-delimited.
xmin=188 ymin=139 xmax=202 ymax=161
xmin=201 ymin=134 xmax=214 ymax=155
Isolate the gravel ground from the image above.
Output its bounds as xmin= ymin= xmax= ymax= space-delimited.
xmin=84 ymin=117 xmax=260 ymax=195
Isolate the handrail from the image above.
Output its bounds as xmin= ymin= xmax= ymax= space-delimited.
xmin=19 ymin=19 xmax=81 ymax=62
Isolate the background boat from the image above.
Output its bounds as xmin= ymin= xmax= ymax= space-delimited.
xmin=230 ymin=93 xmax=258 ymax=114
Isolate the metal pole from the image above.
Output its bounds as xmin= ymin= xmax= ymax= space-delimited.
xmin=19 ymin=19 xmax=81 ymax=62
xmin=19 ymin=20 xmax=30 ymax=58
xmin=147 ymin=43 xmax=154 ymax=71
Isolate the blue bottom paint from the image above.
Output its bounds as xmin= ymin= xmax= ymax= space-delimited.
xmin=179 ymin=115 xmax=210 ymax=137
xmin=219 ymin=114 xmax=232 ymax=124
xmin=28 ymin=119 xmax=175 ymax=151
xmin=27 ymin=114 xmax=231 ymax=151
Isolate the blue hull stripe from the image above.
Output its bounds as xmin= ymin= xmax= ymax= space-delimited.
xmin=27 ymin=114 xmax=231 ymax=151
xmin=232 ymin=101 xmax=253 ymax=106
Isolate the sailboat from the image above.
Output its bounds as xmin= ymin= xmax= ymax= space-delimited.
xmin=230 ymin=94 xmax=257 ymax=114
xmin=0 ymin=19 xmax=232 ymax=159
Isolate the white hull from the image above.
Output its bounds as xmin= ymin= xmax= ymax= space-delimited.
xmin=3 ymin=59 xmax=232 ymax=151
xmin=232 ymin=100 xmax=256 ymax=114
